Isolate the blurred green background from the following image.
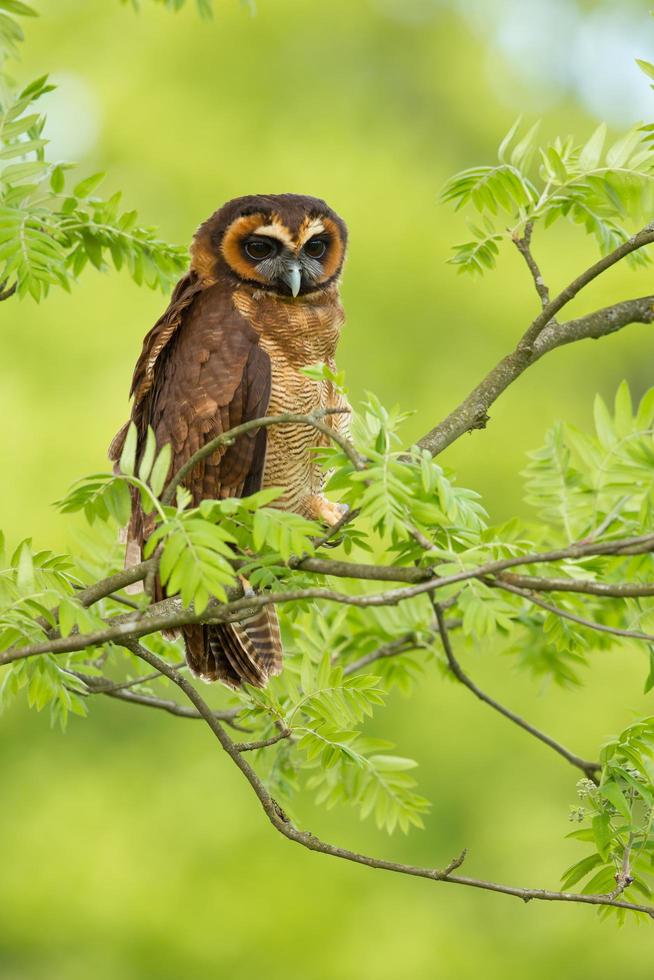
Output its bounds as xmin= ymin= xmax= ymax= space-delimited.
xmin=2 ymin=0 xmax=654 ymax=976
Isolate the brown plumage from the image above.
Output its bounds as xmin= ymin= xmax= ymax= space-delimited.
xmin=109 ymin=194 xmax=350 ymax=688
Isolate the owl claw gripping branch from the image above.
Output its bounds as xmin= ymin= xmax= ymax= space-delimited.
xmin=109 ymin=194 xmax=350 ymax=689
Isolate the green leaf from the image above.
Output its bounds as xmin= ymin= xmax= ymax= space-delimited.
xmin=0 ymin=1 xmax=37 ymax=15
xmin=49 ymin=164 xmax=65 ymax=194
xmin=58 ymin=597 xmax=76 ymax=638
xmin=149 ymin=442 xmax=172 ymax=497
xmin=510 ymin=119 xmax=540 ymax=169
xmin=104 ymin=479 xmax=131 ymax=526
xmin=591 ymin=812 xmax=613 ymax=860
xmin=368 ymin=755 xmax=418 ymax=772
xmin=593 ymin=394 xmax=616 ymax=449
xmin=636 ymin=58 xmax=654 ymax=81
xmin=561 ymin=852 xmax=603 ymax=889
xmin=138 ymin=426 xmax=157 ymax=482
xmin=15 ymin=540 xmax=34 ymax=591
xmin=605 ymin=126 xmax=641 ymax=169
xmin=599 ymin=780 xmax=632 ymax=820
xmin=118 ymin=422 xmax=138 ymax=476
xmin=644 ymin=646 xmax=654 ymax=694
xmin=579 ymin=123 xmax=607 ymax=171
xmin=498 ymin=116 xmax=522 ymax=163
xmin=613 ymin=380 xmax=633 ymax=437
xmin=73 ymin=172 xmax=105 ymax=198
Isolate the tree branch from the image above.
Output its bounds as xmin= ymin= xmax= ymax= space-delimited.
xmin=72 ymin=664 xmax=185 ymax=693
xmin=432 ymin=601 xmax=600 ymax=780
xmin=74 ymin=559 xmax=154 ymax=607
xmin=120 ymin=639 xmax=653 ymax=919
xmin=519 ymin=224 xmax=654 ymax=350
xmin=416 ymin=294 xmax=654 ymax=457
xmin=342 ymin=635 xmax=426 ymax=675
xmin=496 ymin=571 xmax=654 ymax=599
xmin=533 ymin=296 xmax=654 ymax=359
xmin=417 ymin=221 xmax=654 ymax=458
xmin=4 ymin=533 xmax=654 ymax=669
xmin=293 ymin=556 xmax=433 ymax=583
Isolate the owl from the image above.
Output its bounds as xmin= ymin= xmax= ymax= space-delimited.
xmin=109 ymin=194 xmax=350 ymax=688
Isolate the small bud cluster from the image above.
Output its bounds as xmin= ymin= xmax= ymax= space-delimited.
xmin=575 ymin=778 xmax=596 ymax=800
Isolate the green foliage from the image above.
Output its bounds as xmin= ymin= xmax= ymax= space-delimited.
xmin=7 ymin=378 xmax=654 ymax=860
xmin=4 ymin=285 xmax=654 ymax=924
xmin=5 ymin=0 xmax=654 ymax=879
xmin=300 ymin=359 xmax=348 ymax=393
xmin=0 ymin=533 xmax=108 ymax=729
xmin=320 ymin=392 xmax=487 ymax=549
xmin=565 ymin=718 xmax=654 ymax=919
xmin=524 ymin=381 xmax=654 ymax=542
xmin=0 ymin=5 xmax=187 ymax=301
xmin=0 ymin=0 xmax=36 ymax=60
xmin=57 ymin=424 xmax=322 ymax=612
xmin=239 ymin=653 xmax=430 ymax=833
xmin=442 ymin=106 xmax=654 ymax=274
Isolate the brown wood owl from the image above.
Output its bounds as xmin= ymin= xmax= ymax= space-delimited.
xmin=109 ymin=194 xmax=350 ymax=689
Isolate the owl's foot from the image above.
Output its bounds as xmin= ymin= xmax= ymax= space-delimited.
xmin=306 ymin=495 xmax=349 ymax=527
xmin=238 ymin=574 xmax=256 ymax=598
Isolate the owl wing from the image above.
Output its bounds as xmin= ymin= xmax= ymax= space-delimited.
xmin=109 ymin=276 xmax=279 ymax=689
xmin=110 ymin=274 xmax=272 ymax=515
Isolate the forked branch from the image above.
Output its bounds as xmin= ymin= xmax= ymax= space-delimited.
xmin=121 ymin=639 xmax=653 ymax=919
xmin=417 ymin=221 xmax=654 ymax=457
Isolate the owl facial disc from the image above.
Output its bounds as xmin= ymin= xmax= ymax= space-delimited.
xmin=191 ymin=194 xmax=348 ymax=297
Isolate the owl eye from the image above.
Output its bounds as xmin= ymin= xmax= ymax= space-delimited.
xmin=244 ymin=238 xmax=277 ymax=261
xmin=304 ymin=237 xmax=327 ymax=259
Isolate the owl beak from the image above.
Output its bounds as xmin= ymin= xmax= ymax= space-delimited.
xmin=281 ymin=259 xmax=302 ymax=298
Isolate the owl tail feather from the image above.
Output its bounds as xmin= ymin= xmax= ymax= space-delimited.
xmin=183 ymin=606 xmax=282 ymax=689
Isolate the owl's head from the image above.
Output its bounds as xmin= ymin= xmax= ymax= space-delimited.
xmin=190 ymin=193 xmax=348 ymax=298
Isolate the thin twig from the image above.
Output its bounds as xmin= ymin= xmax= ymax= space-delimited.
xmin=69 ymin=664 xmax=186 ymax=693
xmin=70 ymin=669 xmax=244 ymax=726
xmin=292 ymin=556 xmax=433 ymax=582
xmin=162 ymin=408 xmax=362 ymax=504
xmin=234 ymin=730 xmax=292 ymax=752
xmin=308 ymin=507 xmax=361 ymax=551
xmin=512 ymin=222 xmax=551 ymax=307
xmin=0 ymin=279 xmax=16 ymax=301
xmin=489 ymin=579 xmax=654 ymax=644
xmin=432 ymin=601 xmax=600 ymax=780
xmin=342 ymin=636 xmax=425 ymax=675
xmin=579 ymin=496 xmax=631 ymax=544
xmin=104 ymin=593 xmax=141 ymax=610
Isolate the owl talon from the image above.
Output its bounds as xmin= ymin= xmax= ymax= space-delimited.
xmin=309 ymin=496 xmax=348 ymax=527
xmin=238 ymin=574 xmax=256 ymax=598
